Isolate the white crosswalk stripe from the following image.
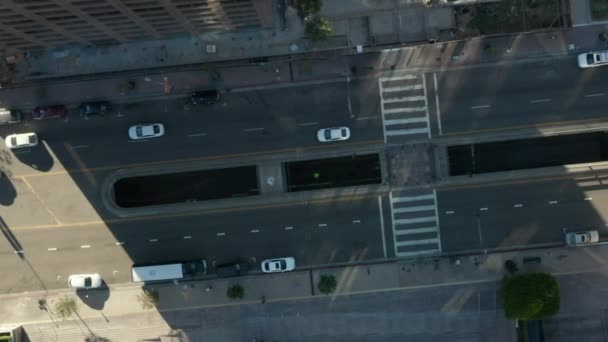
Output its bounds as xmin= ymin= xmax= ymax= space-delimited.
xmin=389 ymin=190 xmax=441 ymax=257
xmin=379 ymin=74 xmax=431 ymax=142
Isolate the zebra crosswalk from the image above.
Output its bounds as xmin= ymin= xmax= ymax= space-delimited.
xmin=389 ymin=190 xmax=441 ymax=257
xmin=379 ymin=74 xmax=431 ymax=142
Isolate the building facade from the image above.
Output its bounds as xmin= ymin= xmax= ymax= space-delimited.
xmin=0 ymin=0 xmax=272 ymax=53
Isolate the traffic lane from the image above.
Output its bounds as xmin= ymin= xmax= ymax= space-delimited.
xmin=0 ymin=196 xmax=384 ymax=291
xmin=440 ymin=88 xmax=608 ymax=133
xmin=438 ymin=176 xmax=608 ymax=253
xmin=436 ymin=60 xmax=608 ymax=133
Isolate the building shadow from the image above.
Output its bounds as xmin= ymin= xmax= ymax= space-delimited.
xmin=11 ymin=144 xmax=53 ymax=172
xmin=75 ymin=282 xmax=110 ymax=311
xmin=0 ymin=172 xmax=16 ymax=205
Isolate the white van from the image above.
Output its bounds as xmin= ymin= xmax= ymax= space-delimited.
xmin=131 ymin=260 xmax=207 ymax=282
xmin=0 ymin=110 xmax=21 ymax=125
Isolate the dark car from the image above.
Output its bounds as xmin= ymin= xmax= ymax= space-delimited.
xmin=215 ymin=261 xmax=250 ymax=277
xmin=191 ymin=90 xmax=221 ymax=105
xmin=32 ymin=105 xmax=67 ymax=120
xmin=79 ymin=101 xmax=112 ymax=117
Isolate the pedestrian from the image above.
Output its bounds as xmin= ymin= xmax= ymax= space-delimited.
xmin=261 ymin=296 xmax=266 ymax=304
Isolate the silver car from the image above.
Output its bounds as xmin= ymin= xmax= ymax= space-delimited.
xmin=565 ymin=230 xmax=599 ymax=246
xmin=317 ymin=127 xmax=350 ymax=142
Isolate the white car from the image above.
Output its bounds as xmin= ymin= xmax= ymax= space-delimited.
xmin=577 ymin=51 xmax=608 ymax=68
xmin=317 ymin=127 xmax=350 ymax=142
xmin=5 ymin=132 xmax=38 ymax=149
xmin=261 ymin=257 xmax=296 ymax=273
xmin=68 ymin=273 xmax=102 ymax=289
xmin=128 ymin=123 xmax=165 ymax=140
xmin=565 ymin=230 xmax=599 ymax=246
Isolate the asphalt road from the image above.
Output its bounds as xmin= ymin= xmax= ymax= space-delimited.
xmin=435 ymin=58 xmax=608 ymax=135
xmin=437 ymin=175 xmax=608 ymax=253
xmin=0 ymin=195 xmax=386 ymax=292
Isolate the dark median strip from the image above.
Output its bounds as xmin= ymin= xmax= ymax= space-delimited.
xmin=448 ymin=132 xmax=608 ymax=176
xmin=113 ymin=166 xmax=259 ymax=208
xmin=285 ymin=154 xmax=382 ymax=192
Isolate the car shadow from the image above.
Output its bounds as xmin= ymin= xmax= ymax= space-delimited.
xmin=75 ymin=282 xmax=110 ymax=310
xmin=11 ymin=144 xmax=53 ymax=172
xmin=0 ymin=172 xmax=16 ymax=205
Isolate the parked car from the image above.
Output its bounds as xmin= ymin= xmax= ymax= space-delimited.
xmin=0 ymin=109 xmax=22 ymax=125
xmin=261 ymin=257 xmax=296 ymax=273
xmin=565 ymin=230 xmax=599 ymax=246
xmin=79 ymin=101 xmax=112 ymax=117
xmin=577 ymin=51 xmax=608 ymax=68
xmin=317 ymin=127 xmax=351 ymax=142
xmin=68 ymin=273 xmax=102 ymax=289
xmin=215 ymin=261 xmax=250 ymax=277
xmin=5 ymin=132 xmax=38 ymax=149
xmin=128 ymin=123 xmax=164 ymax=140
xmin=32 ymin=105 xmax=67 ymax=120
xmin=191 ymin=90 xmax=221 ymax=105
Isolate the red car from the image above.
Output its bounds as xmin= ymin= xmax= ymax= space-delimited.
xmin=32 ymin=105 xmax=67 ymax=120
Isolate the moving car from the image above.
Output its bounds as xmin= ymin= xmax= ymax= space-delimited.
xmin=32 ymin=105 xmax=68 ymax=120
xmin=191 ymin=90 xmax=221 ymax=105
xmin=577 ymin=51 xmax=608 ymax=68
xmin=79 ymin=101 xmax=112 ymax=117
xmin=0 ymin=109 xmax=22 ymax=125
xmin=261 ymin=257 xmax=296 ymax=273
xmin=68 ymin=273 xmax=102 ymax=289
xmin=565 ymin=230 xmax=599 ymax=246
xmin=128 ymin=123 xmax=164 ymax=140
xmin=317 ymin=127 xmax=351 ymax=142
xmin=5 ymin=132 xmax=38 ymax=149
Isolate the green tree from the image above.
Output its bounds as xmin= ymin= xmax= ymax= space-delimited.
xmin=54 ymin=295 xmax=79 ymax=319
xmin=502 ymin=272 xmax=560 ymax=320
xmin=227 ymin=284 xmax=244 ymax=300
xmin=295 ymin=0 xmax=322 ymax=19
xmin=305 ymin=17 xmax=332 ymax=42
xmin=317 ymin=274 xmax=337 ymax=294
xmin=137 ymin=289 xmax=159 ymax=310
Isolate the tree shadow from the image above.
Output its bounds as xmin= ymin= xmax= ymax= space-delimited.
xmin=0 ymin=172 xmax=16 ymax=205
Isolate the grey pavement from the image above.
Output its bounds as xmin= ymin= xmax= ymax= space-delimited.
xmin=4 ymin=241 xmax=608 ymax=341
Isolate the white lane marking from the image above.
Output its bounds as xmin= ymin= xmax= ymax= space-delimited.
xmin=479 ymin=207 xmax=488 ymax=211
xmin=149 ymin=239 xmax=158 ymax=242
xmin=48 ymin=247 xmax=57 ymax=251
xmin=216 ymin=232 xmax=226 ymax=236
xmin=353 ymin=220 xmax=361 ymax=223
xmin=14 ymin=250 xmax=23 ymax=254
xmin=585 ymin=93 xmax=605 ymax=97
xmin=378 ymin=196 xmax=387 ymax=259
xmin=244 ymin=127 xmax=264 ymax=132
xmin=514 ymin=204 xmax=523 ymax=208
xmin=445 ymin=211 xmax=454 ymax=214
xmin=318 ymin=223 xmax=327 ymax=227
xmin=250 ymin=229 xmax=260 ymax=233
xmin=433 ymin=189 xmax=443 ymax=253
xmin=356 ymin=116 xmax=377 ymax=120
xmin=183 ymin=236 xmax=192 ymax=239
xmin=71 ymin=145 xmax=89 ymax=149
xmin=128 ymin=140 xmax=148 ymax=143
xmin=115 ymin=242 xmax=124 ymax=245
xmin=433 ymin=72 xmax=443 ymax=136
xmin=187 ymin=133 xmax=206 ymax=137
xmin=549 ymin=200 xmax=558 ymax=204
xmin=530 ymin=98 xmax=552 ymax=103
xmin=471 ymin=105 xmax=490 ymax=109
xmin=298 ymin=122 xmax=318 ymax=126
xmin=346 ymin=75 xmax=353 ymax=117
xmin=80 ymin=245 xmax=91 ymax=249
xmin=585 ymin=197 xmax=593 ymax=201
xmin=284 ymin=226 xmax=294 ymax=230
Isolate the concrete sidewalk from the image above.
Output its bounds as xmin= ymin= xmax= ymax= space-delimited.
xmin=0 ymin=242 xmax=605 ymax=341
xmin=1 ymin=23 xmax=607 ymax=113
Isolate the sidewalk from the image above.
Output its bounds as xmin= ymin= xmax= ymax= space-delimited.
xmin=0 ymin=242 xmax=604 ymax=341
xmin=1 ymin=24 xmax=607 ymax=113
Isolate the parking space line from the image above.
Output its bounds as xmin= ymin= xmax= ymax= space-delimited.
xmin=244 ymin=127 xmax=264 ymax=132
